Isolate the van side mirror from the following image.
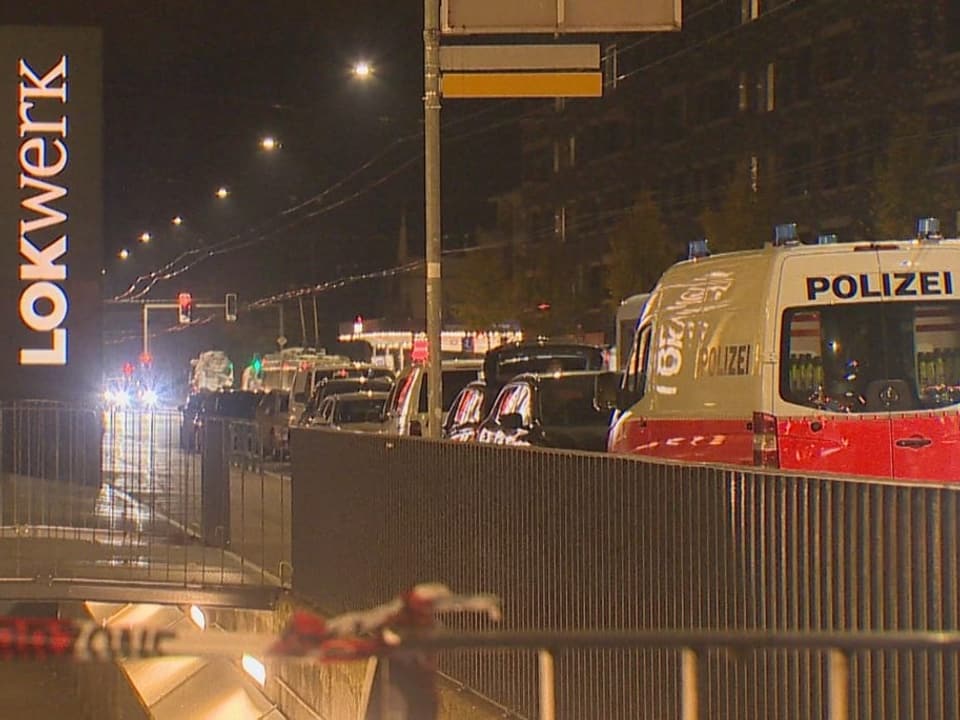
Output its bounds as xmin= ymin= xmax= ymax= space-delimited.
xmin=594 ymin=372 xmax=620 ymax=410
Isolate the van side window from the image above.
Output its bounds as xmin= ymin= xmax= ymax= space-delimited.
xmin=624 ymin=324 xmax=652 ymax=398
xmin=780 ymin=302 xmax=960 ymax=413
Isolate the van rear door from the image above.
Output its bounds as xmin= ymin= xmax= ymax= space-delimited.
xmin=776 ymin=248 xmax=895 ymax=478
xmin=875 ymin=252 xmax=960 ymax=482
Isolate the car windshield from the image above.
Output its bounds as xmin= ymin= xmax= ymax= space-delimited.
xmin=335 ymin=397 xmax=387 ymax=424
xmin=781 ymin=301 xmax=960 ymax=412
xmin=319 ymin=377 xmax=393 ymax=401
xmin=538 ymin=375 xmax=607 ymax=426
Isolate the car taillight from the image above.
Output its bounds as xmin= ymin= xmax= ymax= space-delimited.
xmin=752 ymin=411 xmax=780 ymax=468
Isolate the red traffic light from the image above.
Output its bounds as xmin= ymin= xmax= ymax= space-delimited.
xmin=177 ymin=292 xmax=193 ymax=324
xmin=122 ymin=362 xmax=134 ymax=377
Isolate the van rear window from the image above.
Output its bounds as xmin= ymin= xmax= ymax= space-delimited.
xmin=780 ymin=301 xmax=960 ymax=412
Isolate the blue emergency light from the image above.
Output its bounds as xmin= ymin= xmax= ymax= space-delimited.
xmin=688 ymin=238 xmax=710 ymax=259
xmin=916 ymin=217 xmax=941 ymax=239
xmin=773 ymin=223 xmax=799 ymax=246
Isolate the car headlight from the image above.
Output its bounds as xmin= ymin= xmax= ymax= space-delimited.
xmin=142 ymin=389 xmax=159 ymax=407
xmin=116 ymin=391 xmax=130 ymax=407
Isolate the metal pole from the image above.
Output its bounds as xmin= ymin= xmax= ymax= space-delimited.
xmin=298 ymin=297 xmax=308 ymax=347
xmin=312 ymin=296 xmax=321 ymax=348
xmin=828 ymin=648 xmax=850 ymax=720
xmin=424 ymin=0 xmax=443 ymax=438
xmin=142 ymin=305 xmax=149 ymax=358
xmin=681 ymin=647 xmax=699 ymax=720
xmin=538 ymin=649 xmax=557 ymax=720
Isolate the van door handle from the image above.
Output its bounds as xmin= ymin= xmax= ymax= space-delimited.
xmin=895 ymin=435 xmax=932 ymax=449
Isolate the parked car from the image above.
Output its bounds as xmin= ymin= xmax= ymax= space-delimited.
xmin=300 ymin=376 xmax=394 ymax=425
xmin=256 ymin=389 xmax=291 ymax=459
xmin=482 ymin=341 xmax=607 ymax=388
xmin=307 ymin=391 xmax=390 ymax=432
xmin=476 ymin=371 xmax=618 ymax=451
xmin=382 ymin=359 xmax=483 ymax=436
xmin=289 ymin=360 xmax=393 ymax=425
xmin=441 ymin=380 xmax=489 ymax=442
xmin=440 ymin=342 xmax=609 ymax=443
xmin=179 ymin=389 xmax=216 ymax=450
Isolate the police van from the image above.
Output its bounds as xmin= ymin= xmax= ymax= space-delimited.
xmin=607 ymin=224 xmax=960 ymax=483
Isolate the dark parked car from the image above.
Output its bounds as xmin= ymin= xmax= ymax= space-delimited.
xmin=441 ymin=380 xmax=489 ymax=442
xmin=440 ymin=342 xmax=609 ymax=443
xmin=476 ymin=371 xmax=618 ymax=451
xmin=179 ymin=390 xmax=216 ymax=451
xmin=308 ymin=391 xmax=390 ymax=432
xmin=300 ymin=376 xmax=394 ymax=425
xmin=482 ymin=341 xmax=607 ymax=388
xmin=256 ymin=389 xmax=291 ymax=459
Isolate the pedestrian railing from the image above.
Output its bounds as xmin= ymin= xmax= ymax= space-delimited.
xmin=0 ymin=400 xmax=286 ymax=607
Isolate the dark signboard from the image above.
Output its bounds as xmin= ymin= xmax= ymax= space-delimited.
xmin=0 ymin=27 xmax=102 ymax=402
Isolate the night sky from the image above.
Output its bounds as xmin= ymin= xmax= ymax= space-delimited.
xmin=2 ymin=1 xmax=519 ymax=316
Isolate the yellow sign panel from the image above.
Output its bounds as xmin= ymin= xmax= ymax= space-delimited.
xmin=441 ymin=71 xmax=602 ymax=98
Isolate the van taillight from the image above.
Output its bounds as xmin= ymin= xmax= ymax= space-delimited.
xmin=752 ymin=411 xmax=780 ymax=468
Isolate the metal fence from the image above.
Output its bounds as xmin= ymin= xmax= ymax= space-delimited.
xmin=0 ymin=401 xmax=284 ymax=606
xmin=289 ymin=428 xmax=960 ymax=720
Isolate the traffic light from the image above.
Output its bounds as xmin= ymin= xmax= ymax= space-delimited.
xmin=251 ymin=354 xmax=262 ymax=375
xmin=225 ymin=292 xmax=238 ymax=322
xmin=177 ymin=292 xmax=193 ymax=324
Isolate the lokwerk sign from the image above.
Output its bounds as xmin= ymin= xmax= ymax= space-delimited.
xmin=0 ymin=27 xmax=102 ymax=401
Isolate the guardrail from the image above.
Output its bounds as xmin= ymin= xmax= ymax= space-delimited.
xmin=290 ymin=427 xmax=960 ymax=720
xmin=395 ymin=629 xmax=960 ymax=720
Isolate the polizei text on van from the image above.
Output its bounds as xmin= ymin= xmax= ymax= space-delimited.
xmin=805 ymin=271 xmax=955 ymax=301
xmin=18 ymin=55 xmax=69 ymax=366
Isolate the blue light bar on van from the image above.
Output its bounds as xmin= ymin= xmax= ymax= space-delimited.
xmin=773 ymin=223 xmax=799 ymax=246
xmin=917 ymin=217 xmax=941 ymax=239
xmin=688 ymin=238 xmax=710 ymax=259
xmin=816 ymin=233 xmax=838 ymax=245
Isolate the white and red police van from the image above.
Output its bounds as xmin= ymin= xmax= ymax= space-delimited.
xmin=607 ymin=229 xmax=960 ymax=483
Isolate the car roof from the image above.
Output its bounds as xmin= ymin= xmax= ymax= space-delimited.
xmin=321 ymin=390 xmax=390 ymax=402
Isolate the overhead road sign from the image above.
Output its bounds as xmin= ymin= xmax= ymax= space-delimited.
xmin=441 ymin=0 xmax=682 ymax=34
xmin=441 ymin=71 xmax=602 ymax=98
xmin=440 ymin=43 xmax=599 ymax=72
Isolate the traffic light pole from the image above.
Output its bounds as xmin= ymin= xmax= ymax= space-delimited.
xmin=141 ymin=301 xmax=229 ymax=359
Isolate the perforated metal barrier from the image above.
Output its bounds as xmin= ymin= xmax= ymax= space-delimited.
xmin=0 ymin=401 xmax=284 ymax=607
xmin=290 ymin=428 xmax=960 ymax=720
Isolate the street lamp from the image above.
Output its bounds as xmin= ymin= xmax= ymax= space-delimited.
xmin=260 ymin=136 xmax=280 ymax=151
xmin=215 ymin=187 xmax=229 ymax=199
xmin=139 ymin=232 xmax=152 ymax=243
xmin=172 ymin=215 xmax=183 ymax=226
xmin=118 ymin=248 xmax=130 ymax=260
xmin=352 ymin=60 xmax=373 ymax=79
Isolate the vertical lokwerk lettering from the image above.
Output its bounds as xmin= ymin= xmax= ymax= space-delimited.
xmin=17 ymin=55 xmax=69 ymax=365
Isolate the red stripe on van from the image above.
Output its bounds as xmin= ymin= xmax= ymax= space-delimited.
xmin=607 ymin=417 xmax=752 ymax=464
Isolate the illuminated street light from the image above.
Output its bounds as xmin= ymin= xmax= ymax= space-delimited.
xmin=352 ymin=60 xmax=373 ymax=79
xmin=188 ymin=605 xmax=206 ymax=630
xmin=118 ymin=248 xmax=130 ymax=260
xmin=215 ymin=187 xmax=229 ymax=199
xmin=241 ymin=654 xmax=266 ymax=686
xmin=139 ymin=232 xmax=152 ymax=243
xmin=172 ymin=215 xmax=183 ymax=226
xmin=260 ymin=136 xmax=280 ymax=151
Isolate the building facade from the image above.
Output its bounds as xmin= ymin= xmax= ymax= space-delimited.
xmin=496 ymin=0 xmax=960 ymax=334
